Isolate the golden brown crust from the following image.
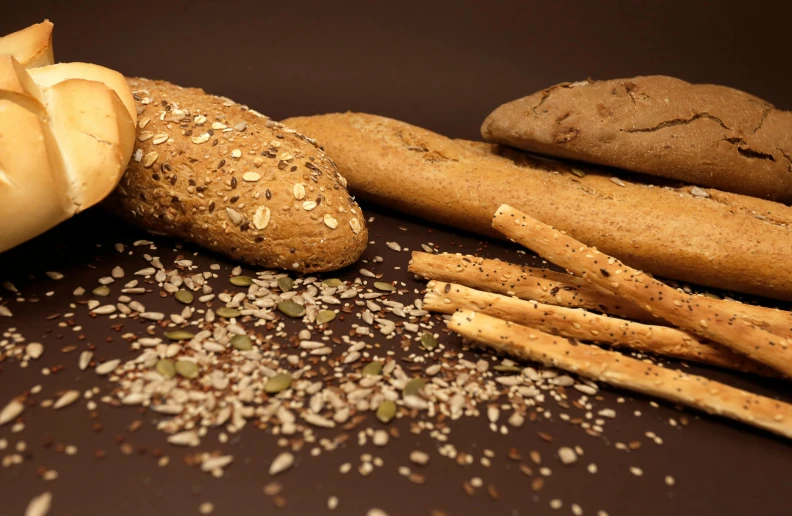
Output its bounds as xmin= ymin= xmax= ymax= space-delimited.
xmin=492 ymin=204 xmax=792 ymax=378
xmin=481 ymin=76 xmax=792 ymax=202
xmin=449 ymin=310 xmax=792 ymax=440
xmin=408 ymin=252 xmax=651 ymax=321
xmin=110 ymin=78 xmax=367 ymax=273
xmin=425 ymin=281 xmax=773 ymax=376
xmin=409 ymin=251 xmax=792 ymax=338
xmin=283 ymin=112 xmax=792 ymax=301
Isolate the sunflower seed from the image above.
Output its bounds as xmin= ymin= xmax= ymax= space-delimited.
xmin=96 ymin=359 xmax=120 ymax=376
xmin=78 ymin=351 xmax=93 ymax=371
xmin=25 ymin=491 xmax=52 ymax=516
xmin=167 ymin=430 xmax=200 ymax=447
xmin=230 ymin=276 xmax=253 ymax=287
xmin=269 ymin=452 xmax=295 ymax=475
xmin=0 ymin=399 xmax=24 ymax=426
xmin=135 ymin=267 xmax=156 ymax=276
xmin=140 ymin=312 xmax=165 ymax=321
xmin=46 ymin=271 xmax=64 ymax=280
xmin=373 ymin=430 xmax=389 ymax=447
xmin=226 ymin=208 xmax=243 ymax=225
xmin=265 ymin=373 xmax=292 ymax=394
xmin=410 ymin=450 xmax=430 ymax=466
xmin=570 ymin=168 xmax=586 ymax=178
xmin=175 ymin=360 xmax=199 ymax=379
xmin=277 ymin=301 xmax=305 ymax=318
xmin=175 ymin=290 xmax=194 ymax=304
xmin=53 ymin=390 xmax=80 ymax=409
xmin=0 ymin=305 xmax=11 ymax=317
xmin=386 ymin=241 xmax=401 ymax=252
xmin=92 ymin=304 xmax=116 ymax=315
xmin=558 ymin=447 xmax=577 ymax=465
xmin=25 ymin=342 xmax=43 ymax=359
xmin=164 ymin=331 xmax=195 ymax=341
xmin=202 ymin=455 xmax=234 ymax=472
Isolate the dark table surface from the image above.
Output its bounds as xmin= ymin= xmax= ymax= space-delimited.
xmin=2 ymin=2 xmax=792 ymax=515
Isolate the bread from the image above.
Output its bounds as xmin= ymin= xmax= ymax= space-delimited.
xmin=283 ymin=112 xmax=792 ymax=300
xmin=481 ymin=76 xmax=792 ymax=202
xmin=492 ymin=204 xmax=792 ymax=378
xmin=449 ymin=310 xmax=792 ymax=440
xmin=110 ymin=78 xmax=367 ymax=273
xmin=0 ymin=20 xmax=54 ymax=68
xmin=0 ymin=23 xmax=136 ymax=254
xmin=424 ymin=280 xmax=774 ymax=376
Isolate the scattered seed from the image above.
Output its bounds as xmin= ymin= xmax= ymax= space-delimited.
xmin=46 ymin=272 xmax=64 ymax=280
xmin=175 ymin=290 xmax=194 ymax=304
xmin=269 ymin=452 xmax=295 ymax=475
xmin=420 ymin=333 xmax=438 ymax=350
xmin=230 ymin=276 xmax=253 ymax=287
xmin=95 ymin=359 xmax=120 ymax=376
xmin=374 ymin=282 xmax=395 ymax=292
xmin=175 ymin=360 xmax=199 ymax=379
xmin=278 ymin=277 xmax=294 ymax=292
xmin=215 ymin=307 xmax=241 ymax=318
xmin=165 ymin=331 xmax=195 ymax=341
xmin=316 ymin=310 xmax=336 ymax=325
xmin=53 ymin=391 xmax=80 ymax=409
xmin=0 ymin=399 xmax=24 ymax=426
xmin=404 ymin=378 xmax=426 ymax=397
xmin=265 ymin=374 xmax=293 ymax=394
xmin=156 ymin=359 xmax=177 ymax=379
xmin=25 ymin=491 xmax=52 ymax=516
xmin=376 ymin=400 xmax=397 ymax=423
xmin=26 ymin=342 xmax=44 ymax=359
xmin=231 ymin=335 xmax=253 ymax=351
xmin=558 ymin=447 xmax=577 ymax=465
xmin=78 ymin=351 xmax=93 ymax=371
xmin=92 ymin=286 xmax=110 ymax=297
xmin=410 ymin=450 xmax=430 ymax=466
xmin=362 ymin=361 xmax=383 ymax=376
xmin=277 ymin=301 xmax=305 ymax=318
xmin=322 ymin=278 xmax=343 ymax=287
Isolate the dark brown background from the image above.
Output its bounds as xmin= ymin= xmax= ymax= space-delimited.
xmin=2 ymin=0 xmax=791 ymax=140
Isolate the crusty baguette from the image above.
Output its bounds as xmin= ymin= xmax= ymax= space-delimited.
xmin=110 ymin=79 xmax=367 ymax=273
xmin=492 ymin=204 xmax=792 ymax=378
xmin=409 ymin=251 xmax=792 ymax=338
xmin=0 ymin=52 xmax=135 ymax=253
xmin=481 ymin=76 xmax=792 ymax=202
xmin=0 ymin=20 xmax=53 ymax=68
xmin=283 ymin=112 xmax=792 ymax=301
xmin=425 ymin=281 xmax=773 ymax=376
xmin=409 ymin=251 xmax=652 ymax=321
xmin=448 ymin=310 xmax=792 ymax=440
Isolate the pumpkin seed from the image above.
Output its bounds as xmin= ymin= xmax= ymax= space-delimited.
xmin=164 ymin=331 xmax=195 ymax=341
xmin=373 ymin=282 xmax=396 ymax=292
xmin=376 ymin=400 xmax=397 ymax=423
xmin=404 ymin=378 xmax=426 ymax=397
xmin=322 ymin=278 xmax=343 ymax=287
xmin=277 ymin=301 xmax=305 ymax=318
xmin=175 ymin=360 xmax=199 ymax=379
xmin=265 ymin=373 xmax=292 ymax=394
xmin=92 ymin=286 xmax=110 ymax=297
xmin=216 ymin=307 xmax=241 ymax=318
xmin=156 ymin=359 xmax=176 ymax=379
xmin=315 ymin=310 xmax=336 ymax=325
xmin=362 ymin=361 xmax=383 ymax=376
xmin=570 ymin=168 xmax=586 ymax=178
xmin=277 ymin=277 xmax=294 ymax=292
xmin=230 ymin=334 xmax=253 ymax=351
xmin=420 ymin=333 xmax=437 ymax=350
xmin=175 ymin=289 xmax=194 ymax=304
xmin=493 ymin=365 xmax=522 ymax=373
xmin=230 ymin=276 xmax=253 ymax=287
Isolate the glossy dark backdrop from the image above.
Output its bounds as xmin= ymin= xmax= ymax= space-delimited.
xmin=2 ymin=0 xmax=790 ymax=140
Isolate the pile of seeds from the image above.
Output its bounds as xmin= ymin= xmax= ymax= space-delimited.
xmin=0 ymin=232 xmax=680 ymax=515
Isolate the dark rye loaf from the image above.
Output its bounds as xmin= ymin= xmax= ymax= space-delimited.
xmin=284 ymin=112 xmax=792 ymax=301
xmin=109 ymin=78 xmax=367 ymax=273
xmin=481 ymin=76 xmax=792 ymax=202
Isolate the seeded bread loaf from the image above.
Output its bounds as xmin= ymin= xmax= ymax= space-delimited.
xmin=283 ymin=112 xmax=792 ymax=300
xmin=481 ymin=76 xmax=792 ymax=202
xmin=110 ymin=79 xmax=367 ymax=273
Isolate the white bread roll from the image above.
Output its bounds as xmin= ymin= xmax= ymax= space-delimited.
xmin=0 ymin=22 xmax=136 ymax=253
xmin=0 ymin=20 xmax=54 ymax=68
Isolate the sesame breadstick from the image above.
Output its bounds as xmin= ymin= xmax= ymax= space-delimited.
xmin=449 ymin=310 xmax=792 ymax=439
xmin=410 ymin=251 xmax=792 ymax=337
xmin=492 ymin=204 xmax=792 ymax=378
xmin=409 ymin=252 xmax=652 ymax=321
xmin=424 ymin=281 xmax=773 ymax=376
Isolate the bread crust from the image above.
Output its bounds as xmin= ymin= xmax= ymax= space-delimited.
xmin=492 ymin=204 xmax=792 ymax=378
xmin=449 ymin=310 xmax=792 ymax=440
xmin=425 ymin=280 xmax=773 ymax=376
xmin=283 ymin=112 xmax=792 ymax=300
xmin=112 ymin=78 xmax=367 ymax=273
xmin=481 ymin=76 xmax=792 ymax=202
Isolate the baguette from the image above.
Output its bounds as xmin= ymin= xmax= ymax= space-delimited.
xmin=110 ymin=79 xmax=367 ymax=273
xmin=448 ymin=310 xmax=792 ymax=440
xmin=481 ymin=76 xmax=792 ymax=202
xmin=409 ymin=251 xmax=792 ymax=337
xmin=425 ymin=281 xmax=772 ymax=376
xmin=283 ymin=112 xmax=792 ymax=301
xmin=492 ymin=204 xmax=792 ymax=378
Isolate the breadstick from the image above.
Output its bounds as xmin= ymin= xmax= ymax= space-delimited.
xmin=424 ymin=281 xmax=773 ymax=376
xmin=492 ymin=204 xmax=792 ymax=378
xmin=410 ymin=251 xmax=792 ymax=337
xmin=449 ymin=310 xmax=792 ymax=439
xmin=409 ymin=252 xmax=652 ymax=321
